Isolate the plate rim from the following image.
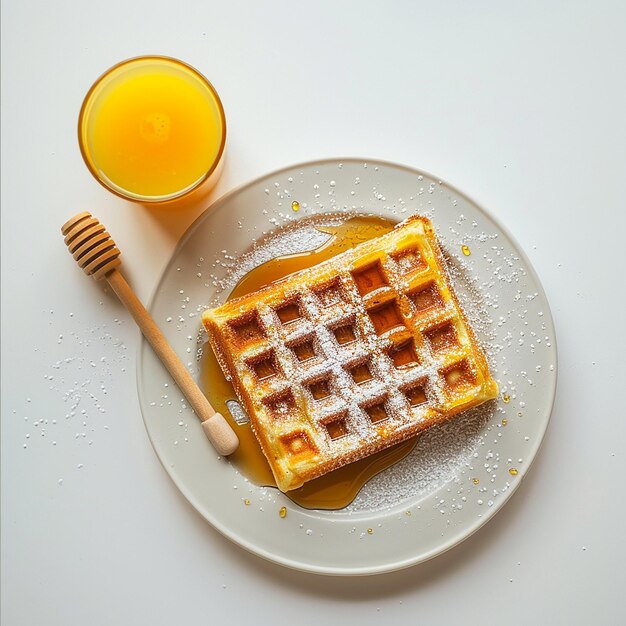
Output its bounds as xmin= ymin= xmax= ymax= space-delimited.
xmin=137 ymin=156 xmax=558 ymax=576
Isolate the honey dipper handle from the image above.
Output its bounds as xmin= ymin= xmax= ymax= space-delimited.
xmin=105 ymin=269 xmax=239 ymax=456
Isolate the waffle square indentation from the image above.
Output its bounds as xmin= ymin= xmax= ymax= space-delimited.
xmin=365 ymin=402 xmax=389 ymax=423
xmin=229 ymin=313 xmax=265 ymax=343
xmin=325 ymin=416 xmax=349 ymax=440
xmin=265 ymin=391 xmax=297 ymax=420
xmin=441 ymin=359 xmax=477 ymax=392
xmin=247 ymin=351 xmax=278 ymax=380
xmin=404 ymin=382 xmax=428 ymax=407
xmin=351 ymin=261 xmax=388 ymax=296
xmin=388 ymin=340 xmax=419 ymax=368
xmin=280 ymin=431 xmax=317 ymax=458
xmin=289 ymin=338 xmax=316 ymax=362
xmin=367 ymin=301 xmax=404 ymax=335
xmin=332 ymin=324 xmax=357 ymax=345
xmin=410 ymin=281 xmax=443 ymax=313
xmin=349 ymin=361 xmax=373 ymax=384
xmin=425 ymin=321 xmax=459 ymax=354
xmin=307 ymin=378 xmax=331 ymax=400
xmin=276 ymin=301 xmax=302 ymax=324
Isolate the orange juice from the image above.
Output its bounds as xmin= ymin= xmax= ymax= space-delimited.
xmin=78 ymin=56 xmax=226 ymax=203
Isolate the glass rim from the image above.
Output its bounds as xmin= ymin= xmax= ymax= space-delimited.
xmin=77 ymin=55 xmax=227 ymax=204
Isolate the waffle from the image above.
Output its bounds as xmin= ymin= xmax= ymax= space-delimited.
xmin=202 ymin=215 xmax=498 ymax=492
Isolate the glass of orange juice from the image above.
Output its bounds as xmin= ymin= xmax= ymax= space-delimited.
xmin=78 ymin=56 xmax=226 ymax=204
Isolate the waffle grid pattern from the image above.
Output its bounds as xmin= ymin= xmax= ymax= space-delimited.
xmin=203 ymin=216 xmax=498 ymax=491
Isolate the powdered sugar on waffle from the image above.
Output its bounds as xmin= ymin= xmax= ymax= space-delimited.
xmin=205 ymin=212 xmax=501 ymax=505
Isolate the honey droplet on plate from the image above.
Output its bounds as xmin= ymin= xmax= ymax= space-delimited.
xmin=503 ymin=393 xmax=511 ymax=403
xmin=291 ymin=200 xmax=300 ymax=212
xmin=243 ymin=498 xmax=251 ymax=506
xmin=461 ymin=245 xmax=471 ymax=256
xmin=472 ymin=478 xmax=480 ymax=485
xmin=279 ymin=506 xmax=287 ymax=518
xmin=367 ymin=528 xmax=373 ymax=535
xmin=509 ymin=468 xmax=519 ymax=476
xmin=501 ymin=418 xmax=508 ymax=426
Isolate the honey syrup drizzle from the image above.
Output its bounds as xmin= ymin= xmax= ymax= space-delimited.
xmin=200 ymin=216 xmax=418 ymax=510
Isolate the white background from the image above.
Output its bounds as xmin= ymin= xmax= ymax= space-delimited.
xmin=2 ymin=1 xmax=625 ymax=624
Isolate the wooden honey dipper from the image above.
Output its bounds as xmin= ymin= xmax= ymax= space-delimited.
xmin=61 ymin=211 xmax=239 ymax=456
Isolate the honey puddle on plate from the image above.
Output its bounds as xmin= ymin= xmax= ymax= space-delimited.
xmin=200 ymin=215 xmax=418 ymax=510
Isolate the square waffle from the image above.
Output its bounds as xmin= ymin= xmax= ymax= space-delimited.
xmin=202 ymin=215 xmax=498 ymax=492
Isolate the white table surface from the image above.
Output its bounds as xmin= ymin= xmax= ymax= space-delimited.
xmin=2 ymin=1 xmax=625 ymax=624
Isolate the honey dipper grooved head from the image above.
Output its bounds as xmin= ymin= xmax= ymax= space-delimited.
xmin=61 ymin=211 xmax=121 ymax=280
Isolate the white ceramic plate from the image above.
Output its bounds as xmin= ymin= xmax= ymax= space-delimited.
xmin=138 ymin=158 xmax=557 ymax=575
